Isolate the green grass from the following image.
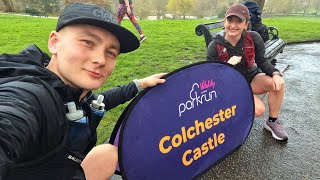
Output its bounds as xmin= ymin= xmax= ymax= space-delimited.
xmin=1 ymin=14 xmax=319 ymax=143
xmin=0 ymin=15 xmax=56 ymax=53
xmin=262 ymin=16 xmax=320 ymax=42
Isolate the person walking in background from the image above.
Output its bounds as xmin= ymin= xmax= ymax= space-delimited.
xmin=117 ymin=0 xmax=147 ymax=42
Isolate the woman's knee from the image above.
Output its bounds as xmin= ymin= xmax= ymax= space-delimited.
xmin=100 ymin=144 xmax=118 ymax=165
xmin=254 ymin=95 xmax=266 ymax=117
xmin=251 ymin=74 xmax=274 ymax=93
xmin=81 ymin=144 xmax=118 ymax=180
xmin=255 ymin=103 xmax=266 ymax=117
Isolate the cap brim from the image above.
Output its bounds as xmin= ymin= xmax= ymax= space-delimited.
xmin=57 ymin=17 xmax=140 ymax=53
xmin=226 ymin=13 xmax=246 ymax=21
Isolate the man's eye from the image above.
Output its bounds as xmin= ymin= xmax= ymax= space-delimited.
xmin=83 ymin=40 xmax=93 ymax=46
xmin=106 ymin=51 xmax=115 ymax=57
xmin=106 ymin=50 xmax=119 ymax=58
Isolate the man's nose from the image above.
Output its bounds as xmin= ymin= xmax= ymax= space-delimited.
xmin=92 ymin=53 xmax=106 ymax=66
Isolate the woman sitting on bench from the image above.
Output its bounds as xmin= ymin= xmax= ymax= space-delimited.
xmin=206 ymin=4 xmax=288 ymax=141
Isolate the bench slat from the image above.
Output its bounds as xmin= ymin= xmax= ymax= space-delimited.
xmin=265 ymin=39 xmax=286 ymax=61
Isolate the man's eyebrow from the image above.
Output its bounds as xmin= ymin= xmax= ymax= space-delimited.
xmin=79 ymin=31 xmax=120 ymax=51
xmin=80 ymin=31 xmax=103 ymax=43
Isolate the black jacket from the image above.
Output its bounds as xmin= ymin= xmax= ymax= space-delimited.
xmin=207 ymin=30 xmax=279 ymax=77
xmin=0 ymin=45 xmax=138 ymax=179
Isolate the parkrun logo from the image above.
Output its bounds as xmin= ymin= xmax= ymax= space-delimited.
xmin=178 ymin=80 xmax=217 ymax=117
xmin=93 ymin=9 xmax=117 ymax=24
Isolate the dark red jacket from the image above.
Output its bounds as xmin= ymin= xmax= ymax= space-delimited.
xmin=216 ymin=31 xmax=255 ymax=68
xmin=207 ymin=30 xmax=279 ymax=79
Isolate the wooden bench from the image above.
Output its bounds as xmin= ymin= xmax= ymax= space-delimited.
xmin=195 ymin=20 xmax=286 ymax=65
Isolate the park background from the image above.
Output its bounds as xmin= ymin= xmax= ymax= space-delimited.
xmin=1 ymin=0 xmax=320 ymax=19
xmin=0 ymin=0 xmax=320 ymax=144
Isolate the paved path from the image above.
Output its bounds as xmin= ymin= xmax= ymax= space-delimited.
xmin=112 ymin=42 xmax=320 ymax=180
xmin=198 ymin=42 xmax=320 ymax=180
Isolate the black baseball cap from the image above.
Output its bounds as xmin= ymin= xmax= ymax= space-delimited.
xmin=56 ymin=3 xmax=140 ymax=53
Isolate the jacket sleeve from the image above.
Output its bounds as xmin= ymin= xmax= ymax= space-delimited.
xmin=100 ymin=81 xmax=138 ymax=111
xmin=0 ymin=84 xmax=42 ymax=178
xmin=251 ymin=31 xmax=279 ymax=76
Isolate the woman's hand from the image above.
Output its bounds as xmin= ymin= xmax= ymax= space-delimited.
xmin=227 ymin=56 xmax=242 ymax=65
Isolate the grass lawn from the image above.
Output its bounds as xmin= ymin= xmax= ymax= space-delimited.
xmin=0 ymin=14 xmax=319 ymax=143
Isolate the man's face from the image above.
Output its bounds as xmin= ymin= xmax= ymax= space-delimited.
xmin=224 ymin=16 xmax=249 ymax=37
xmin=48 ymin=24 xmax=120 ymax=90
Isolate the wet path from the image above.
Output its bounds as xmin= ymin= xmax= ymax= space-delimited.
xmin=198 ymin=42 xmax=320 ymax=180
xmin=111 ymin=43 xmax=320 ymax=180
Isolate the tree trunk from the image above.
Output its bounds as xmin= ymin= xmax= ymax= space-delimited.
xmin=2 ymin=0 xmax=14 ymax=12
xmin=250 ymin=0 xmax=265 ymax=12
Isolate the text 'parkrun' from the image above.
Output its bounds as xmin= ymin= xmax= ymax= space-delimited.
xmin=158 ymin=104 xmax=237 ymax=166
xmin=178 ymin=80 xmax=217 ymax=117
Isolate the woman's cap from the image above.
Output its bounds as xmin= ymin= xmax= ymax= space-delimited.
xmin=225 ymin=4 xmax=250 ymax=21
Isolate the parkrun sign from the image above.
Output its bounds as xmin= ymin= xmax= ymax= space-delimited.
xmin=109 ymin=62 xmax=254 ymax=180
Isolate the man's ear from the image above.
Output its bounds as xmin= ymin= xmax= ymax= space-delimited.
xmin=48 ymin=31 xmax=59 ymax=55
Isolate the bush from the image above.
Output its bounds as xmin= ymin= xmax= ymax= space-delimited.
xmin=25 ymin=7 xmax=40 ymax=16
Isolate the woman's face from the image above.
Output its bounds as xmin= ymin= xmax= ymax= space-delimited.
xmin=224 ymin=16 xmax=249 ymax=38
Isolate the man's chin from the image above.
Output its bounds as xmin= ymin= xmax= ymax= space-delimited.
xmin=79 ymin=83 xmax=104 ymax=91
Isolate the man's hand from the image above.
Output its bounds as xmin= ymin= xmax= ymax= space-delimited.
xmin=272 ymin=75 xmax=285 ymax=91
xmin=138 ymin=73 xmax=167 ymax=89
xmin=227 ymin=56 xmax=242 ymax=65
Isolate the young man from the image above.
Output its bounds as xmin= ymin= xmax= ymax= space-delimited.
xmin=206 ymin=4 xmax=288 ymax=141
xmin=0 ymin=3 xmax=165 ymax=180
xmin=116 ymin=0 xmax=147 ymax=42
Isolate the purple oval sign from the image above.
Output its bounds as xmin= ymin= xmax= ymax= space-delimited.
xmin=110 ymin=62 xmax=254 ymax=179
